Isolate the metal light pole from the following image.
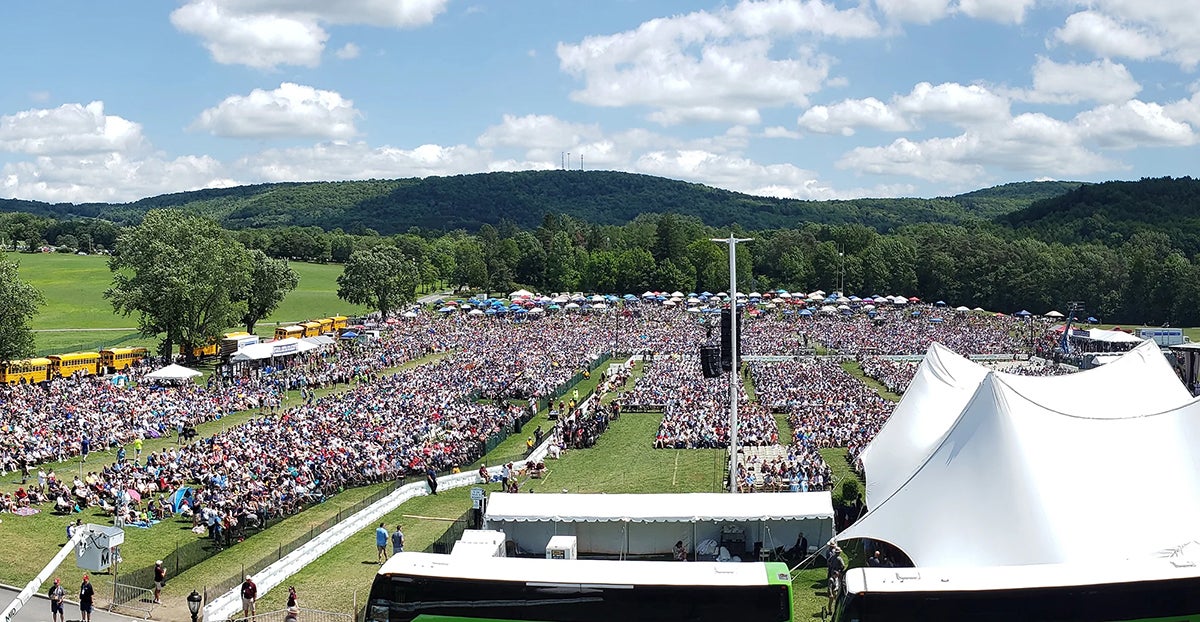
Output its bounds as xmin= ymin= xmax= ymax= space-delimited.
xmin=711 ymin=234 xmax=752 ymax=493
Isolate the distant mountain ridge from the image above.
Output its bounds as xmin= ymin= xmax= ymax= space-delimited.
xmin=0 ymin=171 xmax=1082 ymax=234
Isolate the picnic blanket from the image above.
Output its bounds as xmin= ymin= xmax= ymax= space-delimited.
xmin=12 ymin=507 xmax=39 ymax=516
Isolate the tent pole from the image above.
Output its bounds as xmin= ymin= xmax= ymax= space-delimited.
xmin=692 ymin=522 xmax=697 ymax=562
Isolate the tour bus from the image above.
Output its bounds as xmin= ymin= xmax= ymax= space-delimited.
xmin=274 ymin=325 xmax=305 ymax=341
xmin=48 ymin=352 xmax=101 ymax=378
xmin=835 ymin=557 xmax=1200 ymax=621
xmin=301 ymin=321 xmax=323 ymax=338
xmin=0 ymin=358 xmax=52 ymax=385
xmin=331 ymin=316 xmax=349 ymax=331
xmin=100 ymin=347 xmax=148 ymax=373
xmin=367 ymin=552 xmax=793 ymax=622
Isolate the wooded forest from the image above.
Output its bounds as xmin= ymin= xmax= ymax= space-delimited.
xmin=1 ymin=174 xmax=1198 ymax=326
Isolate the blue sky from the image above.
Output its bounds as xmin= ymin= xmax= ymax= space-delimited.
xmin=1 ymin=0 xmax=1197 ymax=203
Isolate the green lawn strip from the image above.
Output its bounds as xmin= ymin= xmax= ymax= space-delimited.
xmin=252 ymin=490 xmax=476 ymax=615
xmin=774 ymin=413 xmax=793 ymax=444
xmin=818 ymin=448 xmax=863 ymax=489
xmin=742 ymin=364 xmax=757 ymax=402
xmin=838 ymin=360 xmax=901 ymax=403
xmin=164 ymin=483 xmax=396 ymax=600
xmin=793 ymin=567 xmax=833 ymax=620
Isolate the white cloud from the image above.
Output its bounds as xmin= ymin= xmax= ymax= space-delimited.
xmin=957 ymin=0 xmax=1035 ymax=24
xmin=2 ymin=153 xmax=236 ymax=203
xmin=28 ymin=91 xmax=51 ymax=103
xmin=1053 ymin=11 xmax=1163 ymax=63
xmin=1074 ymin=100 xmax=1196 ymax=149
xmin=477 ymin=114 xmax=603 ymax=150
xmin=236 ymin=141 xmax=490 ymax=182
xmin=1056 ymin=1 xmax=1200 ymax=70
xmin=894 ymin=82 xmax=1010 ymax=125
xmin=763 ymin=126 xmax=803 ymax=139
xmin=193 ymin=83 xmax=359 ymax=139
xmin=1020 ymin=57 xmax=1141 ymax=104
xmin=557 ymin=0 xmax=879 ymax=125
xmin=873 ymin=0 xmax=952 ymax=25
xmin=1164 ymin=92 xmax=1200 ymax=128
xmin=634 ymin=149 xmax=913 ymax=199
xmin=838 ymin=112 xmax=1116 ymax=184
xmin=335 ymin=42 xmax=360 ymax=59
xmin=171 ymin=0 xmax=449 ymax=69
xmin=0 ymin=101 xmax=147 ymax=156
xmin=798 ymin=97 xmax=910 ymax=135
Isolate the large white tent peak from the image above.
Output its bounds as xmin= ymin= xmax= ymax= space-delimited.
xmin=859 ymin=339 xmax=1191 ymax=509
xmin=839 ymin=372 xmax=1200 ymax=568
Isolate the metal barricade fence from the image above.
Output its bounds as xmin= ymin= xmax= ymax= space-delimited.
xmin=221 ymin=606 xmax=353 ymax=622
xmin=110 ymin=580 xmax=157 ymax=618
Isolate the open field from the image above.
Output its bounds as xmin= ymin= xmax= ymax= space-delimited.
xmin=10 ymin=253 xmax=370 ymax=355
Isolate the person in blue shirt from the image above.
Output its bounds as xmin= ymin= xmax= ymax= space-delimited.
xmin=376 ymin=522 xmax=389 ymax=563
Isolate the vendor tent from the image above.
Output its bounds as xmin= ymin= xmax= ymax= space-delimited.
xmin=485 ymin=492 xmax=833 ymax=557
xmin=231 ymin=337 xmax=317 ymax=362
xmin=1077 ymin=328 xmax=1145 ymax=344
xmin=858 ymin=340 xmax=1190 ymax=510
xmin=144 ymin=364 xmax=202 ymax=381
xmin=838 ymin=372 xmax=1200 ymax=567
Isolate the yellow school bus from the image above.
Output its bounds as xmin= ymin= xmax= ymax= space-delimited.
xmin=0 ymin=358 xmax=52 ymax=385
xmin=317 ymin=318 xmax=334 ymax=334
xmin=301 ymin=321 xmax=322 ymax=338
xmin=180 ymin=340 xmax=219 ymax=359
xmin=331 ymin=316 xmax=349 ymax=331
xmin=101 ymin=347 xmax=148 ymax=373
xmin=48 ymin=352 xmax=101 ymax=378
xmin=275 ymin=325 xmax=305 ymax=340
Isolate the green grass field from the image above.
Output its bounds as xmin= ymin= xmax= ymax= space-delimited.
xmin=10 ymin=253 xmax=370 ymax=355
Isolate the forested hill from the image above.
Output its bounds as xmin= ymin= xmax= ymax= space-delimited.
xmin=0 ymin=171 xmax=1078 ymax=234
xmin=1001 ymin=177 xmax=1200 ymax=254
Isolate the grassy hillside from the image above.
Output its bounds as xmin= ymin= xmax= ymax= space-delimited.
xmin=0 ymin=171 xmax=1079 ymax=235
xmin=12 ymin=253 xmax=369 ymax=355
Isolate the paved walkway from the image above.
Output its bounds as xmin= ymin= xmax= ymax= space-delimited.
xmin=0 ymin=586 xmax=139 ymax=622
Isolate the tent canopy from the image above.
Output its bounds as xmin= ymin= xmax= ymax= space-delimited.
xmin=839 ymin=372 xmax=1200 ymax=568
xmin=231 ymin=337 xmax=317 ymax=362
xmin=144 ymin=364 xmax=202 ymax=381
xmin=858 ymin=340 xmax=1190 ymax=510
xmin=485 ymin=492 xmax=832 ymax=523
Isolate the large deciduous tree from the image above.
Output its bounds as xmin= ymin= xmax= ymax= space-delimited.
xmin=238 ymin=250 xmax=300 ymax=333
xmin=336 ymin=245 xmax=419 ymax=318
xmin=105 ymin=210 xmax=252 ymax=361
xmin=0 ymin=253 xmax=45 ymax=361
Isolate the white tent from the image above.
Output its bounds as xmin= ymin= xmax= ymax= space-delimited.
xmin=1078 ymin=328 xmax=1145 ymax=344
xmin=509 ymin=289 xmax=534 ymax=299
xmin=858 ymin=340 xmax=1190 ymax=510
xmin=303 ymin=335 xmax=335 ymax=347
xmin=1045 ymin=310 xmax=1064 ymax=318
xmin=838 ymin=372 xmax=1200 ymax=567
xmin=144 ymin=364 xmax=202 ymax=381
xmin=485 ymin=492 xmax=833 ymax=556
xmin=231 ymin=337 xmax=317 ymax=362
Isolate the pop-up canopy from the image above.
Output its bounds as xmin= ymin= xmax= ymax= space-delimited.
xmin=143 ymin=364 xmax=202 ymax=382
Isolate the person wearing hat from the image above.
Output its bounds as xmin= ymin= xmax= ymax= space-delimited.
xmin=48 ymin=577 xmax=65 ymax=622
xmin=153 ymin=559 xmax=166 ymax=604
xmin=79 ymin=574 xmax=94 ymax=622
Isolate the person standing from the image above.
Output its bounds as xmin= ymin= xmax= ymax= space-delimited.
xmin=376 ymin=522 xmax=389 ymax=563
xmin=79 ymin=574 xmax=94 ymax=622
xmin=426 ymin=467 xmax=438 ymax=495
xmin=391 ymin=524 xmax=405 ymax=556
xmin=153 ymin=560 xmax=166 ymax=604
xmin=240 ymin=575 xmax=258 ymax=621
xmin=48 ymin=577 xmax=65 ymax=622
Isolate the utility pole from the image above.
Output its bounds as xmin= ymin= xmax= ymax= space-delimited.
xmin=711 ymin=233 xmax=752 ymax=493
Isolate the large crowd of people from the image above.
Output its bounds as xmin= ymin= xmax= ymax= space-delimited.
xmin=0 ymin=300 xmax=1075 ymax=521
